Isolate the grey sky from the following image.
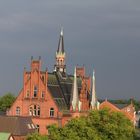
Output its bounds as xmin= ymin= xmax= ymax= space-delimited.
xmin=0 ymin=0 xmax=140 ymax=99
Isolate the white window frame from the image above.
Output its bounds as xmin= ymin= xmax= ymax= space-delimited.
xmin=16 ymin=107 xmax=20 ymax=116
xmin=50 ymin=108 xmax=54 ymax=117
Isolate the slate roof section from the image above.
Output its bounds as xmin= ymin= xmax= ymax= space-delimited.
xmin=47 ymin=72 xmax=82 ymax=110
xmin=113 ymin=104 xmax=128 ymax=109
xmin=0 ymin=116 xmax=36 ymax=136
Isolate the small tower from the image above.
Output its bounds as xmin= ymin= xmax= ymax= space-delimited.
xmin=91 ymin=69 xmax=97 ymax=109
xmin=54 ymin=28 xmax=66 ymax=73
xmin=70 ymin=67 xmax=82 ymax=111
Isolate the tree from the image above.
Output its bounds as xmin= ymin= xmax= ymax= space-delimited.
xmin=27 ymin=109 xmax=135 ymax=140
xmin=27 ymin=132 xmax=49 ymax=140
xmin=48 ymin=109 xmax=135 ymax=140
xmin=0 ymin=93 xmax=15 ymax=112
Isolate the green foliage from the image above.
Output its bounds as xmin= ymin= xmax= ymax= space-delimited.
xmin=88 ymin=109 xmax=135 ymax=140
xmin=27 ymin=109 xmax=135 ymax=140
xmin=47 ymin=109 xmax=135 ymax=140
xmin=27 ymin=132 xmax=49 ymax=140
xmin=0 ymin=93 xmax=15 ymax=112
xmin=135 ymin=128 xmax=140 ymax=140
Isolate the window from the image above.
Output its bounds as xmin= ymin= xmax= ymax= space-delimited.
xmin=16 ymin=107 xmax=20 ymax=116
xmin=33 ymin=105 xmax=37 ymax=116
xmin=27 ymin=124 xmax=32 ymax=129
xmin=33 ymin=86 xmax=38 ymax=97
xmin=41 ymin=91 xmax=45 ymax=98
xmin=42 ymin=76 xmax=44 ymax=83
xmin=36 ymin=124 xmax=39 ymax=132
xmin=31 ymin=124 xmax=35 ymax=129
xmin=29 ymin=105 xmax=40 ymax=116
xmin=50 ymin=108 xmax=54 ymax=117
xmin=37 ymin=106 xmax=40 ymax=116
xmin=27 ymin=124 xmax=36 ymax=129
xmin=60 ymin=60 xmax=63 ymax=65
xmin=26 ymin=90 xmax=30 ymax=98
xmin=29 ymin=107 xmax=33 ymax=116
xmin=127 ymin=107 xmax=130 ymax=112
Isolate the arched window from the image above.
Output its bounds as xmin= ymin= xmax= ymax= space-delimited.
xmin=34 ymin=86 xmax=38 ymax=97
xmin=29 ymin=107 xmax=33 ymax=116
xmin=16 ymin=107 xmax=20 ymax=116
xmin=50 ymin=108 xmax=54 ymax=117
xmin=29 ymin=105 xmax=40 ymax=116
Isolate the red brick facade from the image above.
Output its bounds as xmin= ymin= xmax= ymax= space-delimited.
xmin=99 ymin=100 xmax=136 ymax=125
xmin=7 ymin=60 xmax=60 ymax=134
xmin=7 ymin=58 xmax=90 ymax=135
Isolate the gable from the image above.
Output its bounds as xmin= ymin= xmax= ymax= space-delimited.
xmin=99 ymin=101 xmax=120 ymax=112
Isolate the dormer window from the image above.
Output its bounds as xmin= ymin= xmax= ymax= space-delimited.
xmin=34 ymin=86 xmax=38 ymax=97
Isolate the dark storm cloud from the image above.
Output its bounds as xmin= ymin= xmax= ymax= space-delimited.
xmin=0 ymin=0 xmax=140 ymax=100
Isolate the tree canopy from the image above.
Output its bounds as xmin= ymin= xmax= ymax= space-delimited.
xmin=0 ymin=93 xmax=15 ymax=112
xmin=27 ymin=109 xmax=135 ymax=140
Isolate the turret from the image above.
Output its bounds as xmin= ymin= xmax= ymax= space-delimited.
xmin=54 ymin=28 xmax=66 ymax=73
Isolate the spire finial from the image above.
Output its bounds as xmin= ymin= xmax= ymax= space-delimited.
xmin=60 ymin=27 xmax=63 ymax=36
xmin=93 ymin=69 xmax=95 ymax=80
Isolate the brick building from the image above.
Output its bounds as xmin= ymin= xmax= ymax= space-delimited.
xmin=7 ymin=29 xmax=97 ymax=135
xmin=99 ymin=99 xmax=136 ymax=125
xmin=7 ymin=29 xmax=135 ymax=135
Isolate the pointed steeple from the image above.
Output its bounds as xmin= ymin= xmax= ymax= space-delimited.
xmin=57 ymin=27 xmax=64 ymax=54
xmin=91 ymin=69 xmax=97 ymax=109
xmin=54 ymin=27 xmax=66 ymax=73
xmin=71 ymin=67 xmax=81 ymax=111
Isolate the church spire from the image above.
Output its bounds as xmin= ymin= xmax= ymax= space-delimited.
xmin=71 ymin=67 xmax=81 ymax=111
xmin=54 ymin=27 xmax=66 ymax=73
xmin=57 ymin=27 xmax=64 ymax=53
xmin=91 ymin=69 xmax=97 ymax=109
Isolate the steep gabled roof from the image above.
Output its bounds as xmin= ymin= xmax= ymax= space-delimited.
xmin=47 ymin=72 xmax=82 ymax=110
xmin=99 ymin=100 xmax=120 ymax=112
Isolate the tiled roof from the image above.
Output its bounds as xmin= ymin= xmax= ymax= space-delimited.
xmin=113 ymin=104 xmax=128 ymax=109
xmin=0 ymin=116 xmax=36 ymax=136
xmin=48 ymin=72 xmax=82 ymax=110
